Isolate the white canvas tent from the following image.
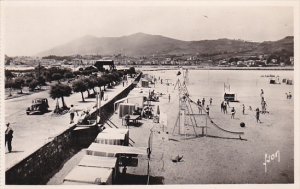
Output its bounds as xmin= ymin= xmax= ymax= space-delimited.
xmin=114 ymin=96 xmax=145 ymax=111
xmin=86 ymin=143 xmax=146 ymax=157
xmin=63 ymin=166 xmax=113 ymax=185
xmin=118 ymin=103 xmax=136 ymax=118
xmin=78 ymin=155 xmax=117 ymax=169
xmin=78 ymin=155 xmax=118 ymax=182
xmin=94 ymin=131 xmax=128 ymax=146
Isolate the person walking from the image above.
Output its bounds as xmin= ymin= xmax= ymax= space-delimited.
xmin=260 ymin=89 xmax=264 ymax=98
xmin=221 ymin=101 xmax=224 ymax=112
xmin=224 ymin=102 xmax=227 ymax=114
xmin=5 ymin=123 xmax=14 ymax=153
xmin=209 ymin=98 xmax=213 ymax=105
xmin=231 ymin=107 xmax=236 ymax=119
xmin=101 ymin=90 xmax=104 ymax=101
xmin=242 ymin=104 xmax=245 ymax=115
xmin=256 ymin=108 xmax=261 ymax=123
xmin=261 ymin=100 xmax=267 ymax=114
xmin=69 ymin=105 xmax=78 ymax=124
xmin=202 ymin=98 xmax=205 ymax=107
xmin=206 ymin=105 xmax=210 ymax=116
xmin=197 ymin=99 xmax=201 ymax=106
xmin=198 ymin=103 xmax=203 ymax=114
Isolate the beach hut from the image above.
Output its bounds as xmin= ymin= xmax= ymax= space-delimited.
xmin=78 ymin=155 xmax=118 ymax=182
xmin=286 ymin=79 xmax=293 ymax=85
xmin=270 ymin=76 xmax=280 ymax=84
xmin=114 ymin=96 xmax=145 ymax=111
xmin=224 ymin=93 xmax=237 ymax=102
xmin=94 ymin=128 xmax=129 ymax=146
xmin=118 ymin=103 xmax=136 ymax=118
xmin=141 ymin=79 xmax=149 ymax=88
xmin=86 ymin=143 xmax=146 ymax=157
xmin=63 ymin=166 xmax=113 ymax=185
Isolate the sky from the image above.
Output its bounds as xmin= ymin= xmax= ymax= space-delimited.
xmin=2 ymin=2 xmax=294 ymax=56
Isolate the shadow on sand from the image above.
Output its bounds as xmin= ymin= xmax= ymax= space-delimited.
xmin=116 ymin=173 xmax=164 ymax=185
xmin=183 ymin=134 xmax=247 ymax=141
xmin=5 ymin=150 xmax=24 ymax=154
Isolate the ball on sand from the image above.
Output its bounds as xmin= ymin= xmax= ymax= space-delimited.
xmin=240 ymin=122 xmax=245 ymax=127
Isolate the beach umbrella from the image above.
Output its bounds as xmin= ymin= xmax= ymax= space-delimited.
xmin=156 ymin=105 xmax=160 ymax=115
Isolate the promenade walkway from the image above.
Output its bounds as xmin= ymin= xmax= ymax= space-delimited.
xmin=5 ymin=78 xmax=134 ymax=170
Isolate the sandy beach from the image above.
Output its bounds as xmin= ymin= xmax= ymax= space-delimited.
xmin=48 ymin=69 xmax=294 ymax=184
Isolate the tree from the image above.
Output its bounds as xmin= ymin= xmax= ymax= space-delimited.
xmin=25 ymin=77 xmax=34 ymax=86
xmin=83 ymin=77 xmax=93 ymax=97
xmin=72 ymin=79 xmax=88 ymax=102
xmin=52 ymin=73 xmax=63 ymax=83
xmin=28 ymin=79 xmax=39 ymax=91
xmin=102 ymin=74 xmax=113 ymax=89
xmin=96 ymin=77 xmax=105 ymax=91
xmin=13 ymin=77 xmax=25 ymax=94
xmin=49 ymin=83 xmax=72 ymax=108
xmin=86 ymin=77 xmax=97 ymax=95
xmin=64 ymin=72 xmax=75 ymax=80
xmin=85 ymin=66 xmax=98 ymax=73
xmin=127 ymin=67 xmax=136 ymax=77
xmin=5 ymin=70 xmax=14 ymax=80
xmin=37 ymin=76 xmax=46 ymax=88
xmin=5 ymin=80 xmax=14 ymax=96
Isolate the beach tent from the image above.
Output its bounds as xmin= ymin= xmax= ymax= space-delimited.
xmin=94 ymin=129 xmax=129 ymax=146
xmin=79 ymin=155 xmax=117 ymax=169
xmin=286 ymin=79 xmax=293 ymax=85
xmin=141 ymin=79 xmax=149 ymax=88
xmin=101 ymin=128 xmax=129 ymax=146
xmin=114 ymin=96 xmax=145 ymax=111
xmin=118 ymin=103 xmax=136 ymax=118
xmin=86 ymin=143 xmax=146 ymax=157
xmin=78 ymin=155 xmax=118 ymax=182
xmin=63 ymin=166 xmax=113 ymax=185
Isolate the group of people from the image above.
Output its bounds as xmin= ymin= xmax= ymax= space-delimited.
xmin=285 ymin=92 xmax=292 ymax=99
xmin=142 ymin=105 xmax=154 ymax=119
xmin=196 ymin=98 xmax=212 ymax=115
xmin=220 ymin=100 xmax=229 ymax=114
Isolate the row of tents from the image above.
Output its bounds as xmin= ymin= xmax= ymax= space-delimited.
xmin=63 ymin=128 xmax=147 ymax=185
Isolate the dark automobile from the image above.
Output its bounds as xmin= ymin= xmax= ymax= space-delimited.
xmin=26 ymin=98 xmax=49 ymax=115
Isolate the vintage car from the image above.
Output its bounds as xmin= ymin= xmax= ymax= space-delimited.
xmin=26 ymin=98 xmax=49 ymax=115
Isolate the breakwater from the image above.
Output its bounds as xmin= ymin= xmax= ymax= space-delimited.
xmin=5 ymin=73 xmax=142 ymax=185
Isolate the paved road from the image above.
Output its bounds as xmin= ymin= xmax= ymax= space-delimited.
xmin=5 ymin=79 xmax=134 ymax=170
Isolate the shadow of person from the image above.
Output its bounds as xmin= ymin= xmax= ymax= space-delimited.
xmin=5 ymin=150 xmax=24 ymax=154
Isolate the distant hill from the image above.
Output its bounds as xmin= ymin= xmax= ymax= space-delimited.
xmin=37 ymin=33 xmax=294 ymax=57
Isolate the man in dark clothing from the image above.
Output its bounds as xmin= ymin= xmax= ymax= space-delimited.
xmin=206 ymin=105 xmax=210 ymax=116
xmin=101 ymin=90 xmax=104 ymax=101
xmin=197 ymin=99 xmax=201 ymax=106
xmin=125 ymin=114 xmax=130 ymax=127
xmin=221 ymin=101 xmax=224 ymax=112
xmin=202 ymin=98 xmax=205 ymax=106
xmin=5 ymin=123 xmax=13 ymax=153
xmin=256 ymin=108 xmax=261 ymax=123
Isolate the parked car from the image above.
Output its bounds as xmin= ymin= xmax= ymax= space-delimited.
xmin=26 ymin=98 xmax=49 ymax=115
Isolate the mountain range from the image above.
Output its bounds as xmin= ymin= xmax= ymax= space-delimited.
xmin=37 ymin=33 xmax=294 ymax=57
